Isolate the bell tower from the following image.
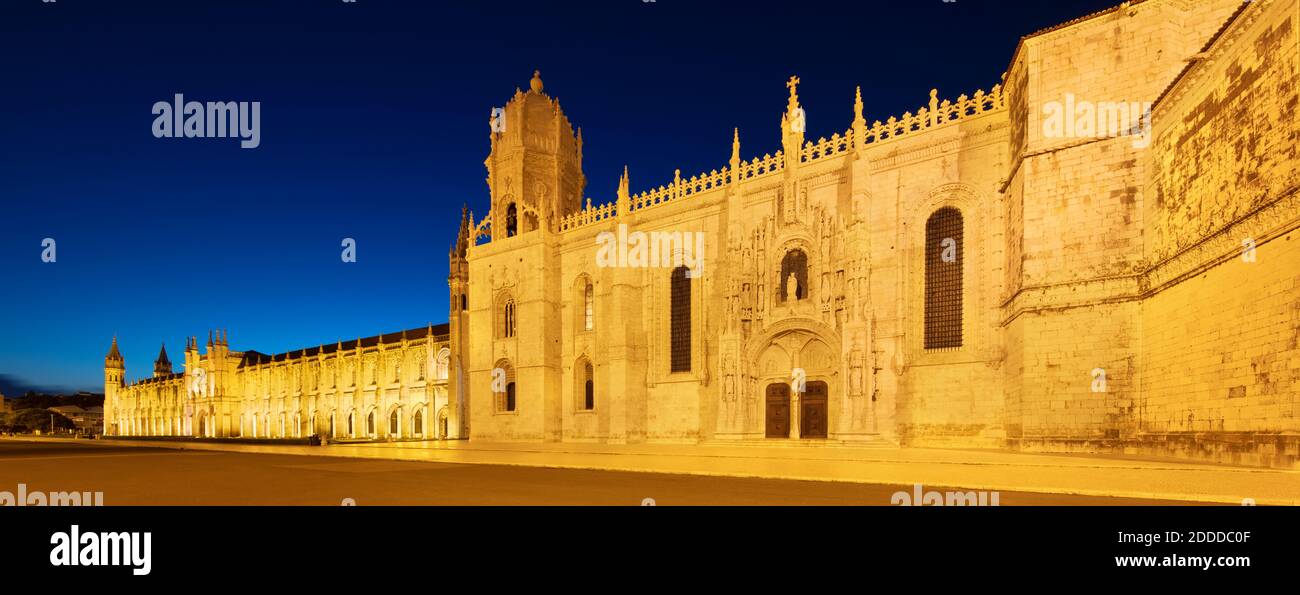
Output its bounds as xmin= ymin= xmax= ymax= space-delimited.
xmin=484 ymin=71 xmax=586 ymax=239
xmin=447 ymin=205 xmax=472 ymax=439
xmin=103 ymin=336 xmax=125 ymax=435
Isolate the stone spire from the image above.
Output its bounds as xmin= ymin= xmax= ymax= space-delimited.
xmin=616 ymin=166 xmax=631 ymax=217
xmin=781 ymin=75 xmax=806 ymax=170
xmin=452 ymin=203 xmax=471 ymax=258
xmin=106 ymin=336 xmax=124 ymax=365
xmin=154 ymin=343 xmax=172 ymax=377
xmin=853 ymin=86 xmax=867 ymax=151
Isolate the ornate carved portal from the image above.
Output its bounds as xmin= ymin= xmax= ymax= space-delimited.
xmin=750 ymin=328 xmax=841 ymax=440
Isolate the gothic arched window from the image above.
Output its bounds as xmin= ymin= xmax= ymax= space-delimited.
xmin=494 ymin=360 xmax=517 ymax=413
xmin=780 ymin=249 xmax=808 ymax=302
xmin=924 ymin=207 xmax=964 ymax=350
xmin=389 ymin=410 xmax=399 ymax=435
xmin=505 ymin=203 xmax=518 ymax=237
xmin=584 ymin=283 xmax=594 ymax=331
xmin=670 ymin=266 xmax=692 ymax=373
xmin=500 ymin=297 xmax=517 ymax=339
xmin=577 ymin=357 xmax=594 ymax=411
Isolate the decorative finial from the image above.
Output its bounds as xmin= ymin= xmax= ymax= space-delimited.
xmin=530 ymin=70 xmax=544 ymax=94
xmin=731 ymin=128 xmax=741 ymax=163
xmin=852 ymin=87 xmax=867 ymax=151
xmin=616 ymin=166 xmax=631 ymax=217
xmin=786 ymin=75 xmax=801 ymax=111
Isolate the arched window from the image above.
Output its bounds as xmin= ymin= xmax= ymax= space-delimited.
xmin=413 ymin=408 xmax=424 ymax=437
xmin=435 ymin=348 xmax=450 ymax=380
xmin=494 ymin=361 xmax=517 ymax=413
xmin=670 ymin=266 xmax=692 ymax=372
xmin=780 ymin=249 xmax=808 ymax=302
xmin=584 ymin=283 xmax=594 ymax=331
xmin=389 ymin=410 xmax=399 ymax=436
xmin=367 ymin=411 xmax=376 ymax=437
xmin=583 ymin=360 xmax=595 ymax=410
xmin=500 ymin=297 xmax=517 ymax=338
xmin=505 ymin=203 xmax=518 ymax=237
xmin=924 ymin=207 xmax=964 ymax=350
xmin=348 ymin=412 xmax=355 ymax=437
xmin=575 ymin=357 xmax=595 ymax=411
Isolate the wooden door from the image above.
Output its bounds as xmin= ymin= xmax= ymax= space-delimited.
xmin=765 ymin=383 xmax=790 ymax=438
xmin=801 ymin=381 xmax=828 ymax=439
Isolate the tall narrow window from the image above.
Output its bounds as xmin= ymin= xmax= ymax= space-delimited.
xmin=413 ymin=408 xmax=424 ymax=437
xmin=576 ymin=357 xmax=594 ymax=411
xmin=501 ymin=299 xmax=517 ymax=338
xmin=495 ymin=361 xmax=517 ymax=413
xmin=505 ymin=203 xmax=518 ymax=237
xmin=584 ymin=361 xmax=594 ymax=410
xmin=389 ymin=410 xmax=399 ymax=435
xmin=925 ymin=207 xmax=964 ymax=349
xmin=584 ymin=283 xmax=594 ymax=331
xmin=367 ymin=411 xmax=375 ymax=436
xmin=670 ymin=266 xmax=692 ymax=372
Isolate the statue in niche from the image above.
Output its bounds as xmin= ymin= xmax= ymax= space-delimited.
xmin=786 ymin=273 xmax=799 ymax=303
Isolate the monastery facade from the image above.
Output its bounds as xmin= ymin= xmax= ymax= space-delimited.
xmin=104 ymin=327 xmax=452 ymax=441
xmin=106 ymin=0 xmax=1299 ymax=466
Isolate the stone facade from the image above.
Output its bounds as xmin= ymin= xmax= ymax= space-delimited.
xmin=447 ymin=0 xmax=1299 ymax=466
xmin=104 ymin=328 xmax=452 ymax=441
xmin=103 ymin=0 xmax=1298 ymax=467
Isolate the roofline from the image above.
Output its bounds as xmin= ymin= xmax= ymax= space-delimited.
xmin=1004 ymin=0 xmax=1153 ymax=79
xmin=1151 ymin=0 xmax=1254 ymax=110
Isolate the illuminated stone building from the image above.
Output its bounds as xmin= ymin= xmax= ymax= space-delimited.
xmin=104 ymin=328 xmax=452 ymax=440
xmin=108 ymin=0 xmax=1299 ymax=465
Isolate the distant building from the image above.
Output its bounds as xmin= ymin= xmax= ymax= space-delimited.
xmin=48 ymin=405 xmax=104 ymax=434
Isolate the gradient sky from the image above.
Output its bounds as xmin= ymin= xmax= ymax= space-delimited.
xmin=0 ymin=0 xmax=1119 ymax=393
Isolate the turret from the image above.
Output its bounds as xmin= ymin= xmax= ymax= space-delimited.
xmin=103 ymin=336 xmax=125 ymax=435
xmin=153 ymin=343 xmax=172 ymax=377
xmin=483 ymin=70 xmax=586 ymax=238
xmin=447 ymin=205 xmax=472 ymax=439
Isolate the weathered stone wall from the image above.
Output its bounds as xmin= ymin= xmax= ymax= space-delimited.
xmin=1135 ymin=0 xmax=1300 ymax=466
xmin=1004 ymin=0 xmax=1245 ymax=449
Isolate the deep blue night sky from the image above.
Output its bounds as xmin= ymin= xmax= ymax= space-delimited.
xmin=0 ymin=0 xmax=1119 ymax=393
